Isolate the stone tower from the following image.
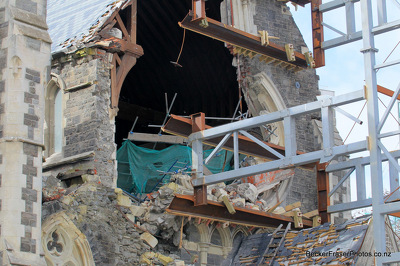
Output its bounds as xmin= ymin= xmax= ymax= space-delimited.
xmin=0 ymin=0 xmax=51 ymax=264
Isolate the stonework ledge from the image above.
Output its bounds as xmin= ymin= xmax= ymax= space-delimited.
xmin=43 ymin=151 xmax=95 ymax=170
xmin=0 ymin=137 xmax=45 ymax=148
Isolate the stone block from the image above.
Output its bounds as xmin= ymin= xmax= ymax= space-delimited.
xmin=130 ymin=205 xmax=146 ymax=217
xmin=213 ymin=188 xmax=228 ymax=199
xmin=237 ymin=183 xmax=258 ymax=203
xmin=174 ymin=260 xmax=185 ymax=266
xmin=157 ymin=253 xmax=174 ymax=265
xmin=81 ymin=174 xmax=100 ymax=183
xmin=16 ymin=0 xmax=37 ymax=14
xmin=273 ymin=206 xmax=285 ymax=214
xmin=232 ymin=198 xmax=245 ymax=208
xmin=126 ymin=214 xmax=136 ymax=222
xmin=78 ymin=205 xmax=87 ymax=215
xmin=117 ymin=194 xmax=131 ymax=208
xmin=61 ymin=195 xmax=72 ymax=205
xmin=140 ymin=232 xmax=158 ymax=248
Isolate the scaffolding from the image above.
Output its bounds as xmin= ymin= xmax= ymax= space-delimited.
xmin=315 ymin=0 xmax=400 ymax=264
xmin=186 ymin=0 xmax=400 ymax=264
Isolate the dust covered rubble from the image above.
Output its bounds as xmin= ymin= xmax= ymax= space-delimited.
xmin=41 ymin=175 xmax=187 ymax=265
xmin=157 ymin=173 xmax=281 ymax=213
xmin=40 ymin=171 xmax=282 ymax=265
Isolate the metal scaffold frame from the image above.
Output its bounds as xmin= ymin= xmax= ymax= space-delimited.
xmin=187 ymin=0 xmax=400 ymax=264
xmin=317 ymin=0 xmax=400 ymax=264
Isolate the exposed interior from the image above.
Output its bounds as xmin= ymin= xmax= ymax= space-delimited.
xmin=115 ymin=0 xmax=244 ymax=148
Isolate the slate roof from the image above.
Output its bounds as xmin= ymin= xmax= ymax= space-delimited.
xmin=47 ymin=0 xmax=128 ymax=53
xmin=224 ymin=216 xmax=372 ymax=265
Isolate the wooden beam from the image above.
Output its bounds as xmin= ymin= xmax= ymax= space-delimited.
xmin=303 ymin=209 xmax=319 ymax=219
xmin=115 ymin=13 xmax=130 ymax=40
xmin=127 ymin=132 xmax=187 ymax=144
xmin=284 ymin=201 xmax=301 ymax=212
xmin=222 ymin=195 xmax=236 ymax=214
xmin=130 ymin=0 xmax=137 ymax=43
xmin=313 ymin=216 xmax=322 ymax=227
xmin=111 ymin=53 xmax=137 ymax=108
xmin=115 ymin=53 xmax=122 ymax=65
xmin=293 ymin=210 xmax=304 ymax=228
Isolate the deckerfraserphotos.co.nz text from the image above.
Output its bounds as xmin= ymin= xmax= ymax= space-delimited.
xmin=306 ymin=251 xmax=392 ymax=258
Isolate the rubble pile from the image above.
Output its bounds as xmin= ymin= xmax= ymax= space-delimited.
xmin=41 ymin=169 xmax=312 ymax=265
xmin=164 ymin=173 xmax=283 ymax=214
xmin=42 ymin=176 xmax=186 ymax=265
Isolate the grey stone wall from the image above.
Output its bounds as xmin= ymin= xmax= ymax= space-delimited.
xmin=232 ymin=0 xmax=320 ymax=212
xmin=0 ymin=0 xmax=50 ymax=264
xmin=46 ymin=49 xmax=117 ymax=187
xmin=42 ymin=183 xmax=151 ymax=265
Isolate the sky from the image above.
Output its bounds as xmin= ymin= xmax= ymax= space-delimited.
xmin=291 ymin=0 xmax=400 ymax=205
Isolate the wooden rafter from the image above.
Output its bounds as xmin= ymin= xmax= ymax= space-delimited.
xmin=115 ymin=13 xmax=130 ymax=40
xmin=111 ymin=53 xmax=137 ymax=108
xmin=100 ymin=0 xmax=142 ymax=108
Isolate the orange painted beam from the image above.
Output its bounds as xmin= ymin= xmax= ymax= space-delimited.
xmin=311 ymin=0 xmax=325 ymax=68
xmin=378 ymin=85 xmax=400 ymax=100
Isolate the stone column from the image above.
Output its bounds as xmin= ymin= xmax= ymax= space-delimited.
xmin=0 ymin=0 xmax=50 ymax=264
xmin=198 ymin=242 xmax=209 ymax=265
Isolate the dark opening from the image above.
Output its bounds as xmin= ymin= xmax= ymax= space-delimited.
xmin=115 ymin=0 xmax=243 ymax=148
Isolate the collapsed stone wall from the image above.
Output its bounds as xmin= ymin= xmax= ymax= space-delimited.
xmin=224 ymin=0 xmax=320 ymax=212
xmin=43 ymin=181 xmax=153 ymax=265
xmin=44 ymin=50 xmax=117 ymax=187
xmin=221 ymin=0 xmax=351 ymax=216
xmin=42 ymin=173 xmax=282 ymax=265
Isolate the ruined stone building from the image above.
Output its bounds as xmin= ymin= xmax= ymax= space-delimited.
xmin=0 ymin=0 xmax=352 ymax=265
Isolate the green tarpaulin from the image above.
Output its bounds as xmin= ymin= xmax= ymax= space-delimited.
xmin=117 ymin=140 xmax=233 ymax=194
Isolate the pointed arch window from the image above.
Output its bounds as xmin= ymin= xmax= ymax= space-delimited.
xmin=44 ymin=74 xmax=65 ymax=157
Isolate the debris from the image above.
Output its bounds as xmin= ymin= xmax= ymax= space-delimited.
xmin=272 ymin=206 xmax=286 ymax=214
xmin=130 ymin=205 xmax=147 ymax=217
xmin=140 ymin=232 xmax=158 ymax=248
xmin=117 ymin=193 xmax=132 ymax=208
xmin=284 ymin=201 xmax=301 ymax=212
xmin=237 ymin=183 xmax=258 ymax=203
xmin=267 ymin=200 xmax=283 ymax=213
xmin=140 ymin=252 xmax=174 ymax=265
xmin=232 ymin=197 xmax=245 ymax=208
xmin=222 ymin=195 xmax=236 ymax=214
xmin=303 ymin=209 xmax=319 ymax=219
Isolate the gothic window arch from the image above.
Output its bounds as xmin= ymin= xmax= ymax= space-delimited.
xmin=42 ymin=212 xmax=94 ymax=266
xmin=44 ymin=73 xmax=66 ymax=157
xmin=247 ymin=73 xmax=286 ymax=146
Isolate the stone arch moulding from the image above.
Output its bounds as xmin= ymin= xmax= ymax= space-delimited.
xmin=221 ymin=0 xmax=258 ymax=35
xmin=42 ymin=212 xmax=95 ymax=266
xmin=247 ymin=72 xmax=286 ymax=146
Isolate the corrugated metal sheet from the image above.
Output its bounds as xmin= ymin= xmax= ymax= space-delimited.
xmin=47 ymin=0 xmax=128 ymax=53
